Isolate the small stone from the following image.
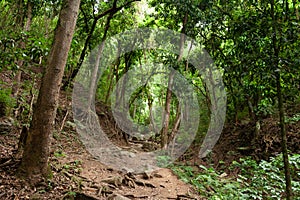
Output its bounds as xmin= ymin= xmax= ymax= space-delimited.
xmin=109 ymin=194 xmax=131 ymax=200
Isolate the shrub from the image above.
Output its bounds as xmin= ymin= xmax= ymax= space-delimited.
xmin=172 ymin=153 xmax=300 ymax=199
xmin=0 ymin=87 xmax=15 ymax=117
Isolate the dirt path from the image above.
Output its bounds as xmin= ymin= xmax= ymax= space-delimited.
xmin=0 ymin=116 xmax=199 ymax=200
xmin=79 ymin=158 xmax=198 ymax=199
xmin=53 ymin=124 xmax=200 ymax=200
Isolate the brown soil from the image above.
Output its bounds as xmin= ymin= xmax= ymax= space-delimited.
xmin=210 ymin=116 xmax=300 ymax=170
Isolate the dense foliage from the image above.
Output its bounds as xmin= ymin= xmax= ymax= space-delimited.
xmin=0 ymin=0 xmax=299 ymax=198
xmin=173 ymin=154 xmax=300 ymax=199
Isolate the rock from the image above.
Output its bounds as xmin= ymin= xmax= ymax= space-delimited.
xmin=108 ymin=194 xmax=131 ymax=200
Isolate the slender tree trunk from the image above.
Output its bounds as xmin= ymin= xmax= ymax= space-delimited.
xmin=245 ymin=95 xmax=255 ymax=121
xmin=104 ymin=33 xmax=124 ymax=104
xmin=170 ymin=103 xmax=181 ymax=138
xmin=18 ymin=0 xmax=81 ymax=183
xmin=105 ymin=64 xmax=115 ymax=104
xmin=160 ymin=71 xmax=175 ymax=149
xmin=12 ymin=1 xmax=32 ymax=98
xmin=15 ymin=0 xmax=24 ymax=26
xmin=87 ymin=0 xmax=116 ymax=109
xmin=276 ymin=71 xmax=292 ymax=199
xmin=292 ymin=0 xmax=299 ymax=20
xmin=25 ymin=1 xmax=32 ymax=31
xmin=63 ymin=0 xmax=140 ymax=89
xmin=270 ymin=0 xmax=292 ymax=198
xmin=118 ymin=52 xmax=133 ymax=108
xmin=112 ymin=42 xmax=122 ymax=105
xmin=143 ymin=86 xmax=156 ymax=133
xmin=160 ymin=12 xmax=188 ymax=149
xmin=146 ymin=87 xmax=157 ymax=133
xmin=170 ymin=103 xmax=181 ymax=155
xmin=66 ymin=18 xmax=98 ymax=89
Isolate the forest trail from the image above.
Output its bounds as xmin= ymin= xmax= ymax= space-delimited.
xmin=63 ymin=154 xmax=198 ymax=199
xmin=0 ymin=123 xmax=199 ymax=200
xmin=0 ymin=94 xmax=199 ymax=200
xmin=1 ymin=89 xmax=300 ymax=199
xmin=50 ymin=120 xmax=200 ymax=200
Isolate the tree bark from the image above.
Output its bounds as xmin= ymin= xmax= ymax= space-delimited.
xmin=15 ymin=0 xmax=25 ymax=26
xmin=12 ymin=1 xmax=32 ymax=98
xmin=276 ymin=71 xmax=292 ymax=199
xmin=170 ymin=103 xmax=181 ymax=156
xmin=104 ymin=64 xmax=115 ymax=104
xmin=270 ymin=0 xmax=292 ymax=198
xmin=145 ymin=87 xmax=157 ymax=133
xmin=87 ymin=0 xmax=117 ymax=110
xmin=117 ymin=52 xmax=133 ymax=108
xmin=18 ymin=0 xmax=81 ymax=183
xmin=160 ymin=12 xmax=188 ymax=149
xmin=292 ymin=0 xmax=299 ymax=20
xmin=160 ymin=71 xmax=175 ymax=149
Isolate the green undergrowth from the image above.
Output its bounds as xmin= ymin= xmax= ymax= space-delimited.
xmin=0 ymin=87 xmax=15 ymax=116
xmin=172 ymin=153 xmax=300 ymax=199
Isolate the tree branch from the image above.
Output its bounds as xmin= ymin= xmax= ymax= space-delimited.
xmin=95 ymin=0 xmax=140 ymax=20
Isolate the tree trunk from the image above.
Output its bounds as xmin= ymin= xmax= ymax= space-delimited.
xmin=292 ymin=0 xmax=299 ymax=20
xmin=146 ymin=87 xmax=157 ymax=133
xmin=12 ymin=1 xmax=32 ymax=98
xmin=18 ymin=0 xmax=81 ymax=183
xmin=114 ymin=42 xmax=122 ymax=105
xmin=117 ymin=52 xmax=133 ymax=108
xmin=65 ymin=17 xmax=98 ymax=90
xmin=63 ymin=0 xmax=140 ymax=89
xmin=24 ymin=1 xmax=32 ymax=31
xmin=87 ymin=0 xmax=116 ymax=109
xmin=104 ymin=64 xmax=115 ymax=104
xmin=270 ymin=0 xmax=292 ymax=198
xmin=15 ymin=0 xmax=25 ymax=26
xmin=276 ymin=71 xmax=292 ymax=199
xmin=160 ymin=12 xmax=188 ymax=149
xmin=160 ymin=71 xmax=175 ymax=149
xmin=170 ymin=103 xmax=181 ymax=156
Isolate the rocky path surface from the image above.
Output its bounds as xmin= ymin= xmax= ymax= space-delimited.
xmin=0 ymin=117 xmax=200 ymax=200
